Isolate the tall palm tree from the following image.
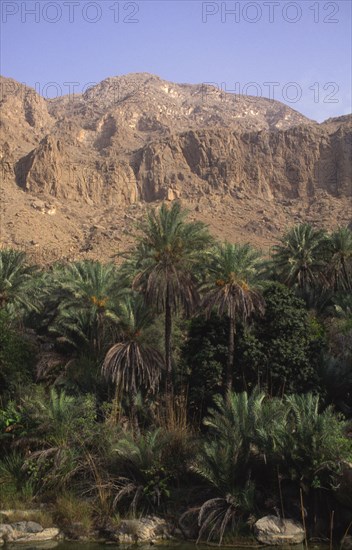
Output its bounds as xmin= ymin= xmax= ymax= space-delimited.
xmin=126 ymin=202 xmax=212 ymax=391
xmin=202 ymin=243 xmax=265 ymax=392
xmin=102 ymin=293 xmax=164 ymax=427
xmin=270 ymin=224 xmax=328 ymax=291
xmin=326 ymin=226 xmax=352 ymax=291
xmin=0 ymin=249 xmax=39 ymax=314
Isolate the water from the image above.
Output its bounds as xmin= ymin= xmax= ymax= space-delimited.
xmin=6 ymin=544 xmax=265 ymax=550
xmin=5 ymin=544 xmax=215 ymax=550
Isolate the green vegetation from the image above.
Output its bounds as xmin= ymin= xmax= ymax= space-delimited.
xmin=1 ymin=203 xmax=351 ymax=543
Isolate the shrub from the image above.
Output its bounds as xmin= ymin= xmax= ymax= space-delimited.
xmin=180 ymin=314 xmax=227 ymax=418
xmin=0 ymin=452 xmax=35 ymax=508
xmin=239 ymin=283 xmax=323 ymax=395
xmin=0 ymin=311 xmax=36 ymax=400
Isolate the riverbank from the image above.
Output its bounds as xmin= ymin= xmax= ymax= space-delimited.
xmin=2 ymin=507 xmax=352 ymax=549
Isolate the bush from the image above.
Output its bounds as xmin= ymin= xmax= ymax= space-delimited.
xmin=239 ymin=283 xmax=324 ymax=395
xmin=180 ymin=314 xmax=227 ymax=418
xmin=0 ymin=311 xmax=36 ymax=400
xmin=0 ymin=452 xmax=35 ymax=508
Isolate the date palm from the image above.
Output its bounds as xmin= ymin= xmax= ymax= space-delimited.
xmin=270 ymin=224 xmax=328 ymax=291
xmin=202 ymin=243 xmax=265 ymax=392
xmin=102 ymin=293 xmax=164 ymax=427
xmin=49 ymin=260 xmax=125 ymax=357
xmin=191 ymin=390 xmax=288 ymax=543
xmin=326 ymin=226 xmax=352 ymax=291
xmin=126 ymin=202 xmax=212 ymax=392
xmin=21 ymin=388 xmax=101 ymax=491
xmin=0 ymin=249 xmax=39 ymax=315
xmin=283 ymin=393 xmax=349 ymax=491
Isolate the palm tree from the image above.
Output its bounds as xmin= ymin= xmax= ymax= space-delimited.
xmin=191 ymin=390 xmax=288 ymax=543
xmin=112 ymin=426 xmax=193 ymax=514
xmin=21 ymin=388 xmax=101 ymax=491
xmin=126 ymin=202 xmax=212 ymax=391
xmin=202 ymin=390 xmax=288 ymax=475
xmin=201 ymin=243 xmax=265 ymax=392
xmin=270 ymin=224 xmax=328 ymax=291
xmin=283 ymin=393 xmax=349 ymax=491
xmin=102 ymin=293 xmax=164 ymax=428
xmin=0 ymin=249 xmax=39 ymax=314
xmin=112 ymin=429 xmax=172 ymax=514
xmin=326 ymin=226 xmax=352 ymax=291
xmin=49 ymin=260 xmax=125 ymax=357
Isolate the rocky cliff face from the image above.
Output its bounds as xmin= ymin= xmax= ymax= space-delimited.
xmin=0 ymin=73 xmax=351 ymax=261
xmin=135 ymin=124 xmax=351 ymax=202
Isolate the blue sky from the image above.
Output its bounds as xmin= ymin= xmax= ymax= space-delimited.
xmin=1 ymin=0 xmax=351 ymax=121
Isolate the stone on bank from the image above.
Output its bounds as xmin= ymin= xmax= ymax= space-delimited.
xmin=254 ymin=515 xmax=305 ymax=545
xmin=0 ymin=520 xmax=61 ymax=545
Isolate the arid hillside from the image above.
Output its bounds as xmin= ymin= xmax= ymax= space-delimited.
xmin=0 ymin=73 xmax=351 ymax=263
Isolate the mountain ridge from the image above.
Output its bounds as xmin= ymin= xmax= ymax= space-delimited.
xmin=0 ymin=73 xmax=351 ymax=263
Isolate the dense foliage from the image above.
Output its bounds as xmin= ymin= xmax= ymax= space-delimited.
xmin=1 ymin=206 xmax=351 ymax=542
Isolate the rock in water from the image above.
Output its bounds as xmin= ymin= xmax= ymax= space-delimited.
xmin=254 ymin=515 xmax=305 ymax=545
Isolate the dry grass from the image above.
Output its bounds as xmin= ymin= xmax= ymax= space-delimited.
xmin=53 ymin=493 xmax=93 ymax=536
xmin=155 ymin=391 xmax=189 ymax=434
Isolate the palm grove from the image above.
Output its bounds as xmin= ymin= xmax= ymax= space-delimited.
xmin=1 ymin=203 xmax=351 ymax=542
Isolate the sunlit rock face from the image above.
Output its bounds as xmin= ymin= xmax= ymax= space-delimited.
xmin=0 ymin=73 xmax=351 ymax=261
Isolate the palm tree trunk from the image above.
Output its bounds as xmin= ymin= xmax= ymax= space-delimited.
xmin=226 ymin=315 xmax=235 ymax=394
xmin=165 ymin=287 xmax=173 ymax=394
xmin=131 ymin=391 xmax=140 ymax=435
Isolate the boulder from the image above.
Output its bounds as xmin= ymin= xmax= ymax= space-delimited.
xmin=0 ymin=524 xmax=14 ymax=537
xmin=0 ymin=523 xmax=60 ymax=543
xmin=12 ymin=520 xmax=43 ymax=533
xmin=31 ymin=200 xmax=46 ymax=213
xmin=254 ymin=515 xmax=305 ymax=545
xmin=115 ymin=516 xmax=171 ymax=543
xmin=15 ymin=527 xmax=61 ymax=542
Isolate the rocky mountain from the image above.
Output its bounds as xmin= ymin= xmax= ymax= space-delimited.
xmin=0 ymin=73 xmax=351 ymax=263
